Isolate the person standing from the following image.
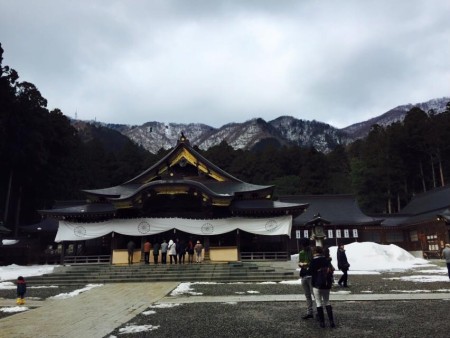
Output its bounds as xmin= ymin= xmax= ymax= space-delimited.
xmin=442 ymin=243 xmax=450 ymax=279
xmin=168 ymin=239 xmax=177 ymax=264
xmin=143 ymin=239 xmax=151 ymax=264
xmin=177 ymin=239 xmax=186 ymax=264
xmin=160 ymin=240 xmax=168 ymax=264
xmin=16 ymin=276 xmax=26 ymax=305
xmin=194 ymin=240 xmax=203 ymax=263
xmin=337 ymin=243 xmax=350 ymax=287
xmin=153 ymin=241 xmax=160 ymax=264
xmin=127 ymin=240 xmax=136 ymax=265
xmin=298 ymin=238 xmax=314 ymax=320
xmin=307 ymin=246 xmax=335 ymax=328
xmin=187 ymin=240 xmax=194 ymax=264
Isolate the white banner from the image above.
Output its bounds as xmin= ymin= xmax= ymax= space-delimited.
xmin=55 ymin=215 xmax=293 ymax=242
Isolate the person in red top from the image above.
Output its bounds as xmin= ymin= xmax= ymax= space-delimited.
xmin=16 ymin=276 xmax=26 ymax=305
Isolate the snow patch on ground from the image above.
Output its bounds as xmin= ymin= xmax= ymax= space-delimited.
xmin=118 ymin=323 xmax=160 ymax=334
xmin=0 ymin=281 xmax=58 ymax=290
xmin=48 ymin=284 xmax=103 ymax=299
xmin=291 ymin=242 xmax=429 ymax=272
xmin=142 ymin=310 xmax=156 ymax=315
xmin=149 ymin=303 xmax=180 ymax=309
xmin=0 ymin=264 xmax=59 ymax=281
xmin=170 ymin=282 xmax=203 ymax=296
xmin=0 ymin=306 xmax=29 ymax=313
xmin=385 ymin=275 xmax=449 ymax=283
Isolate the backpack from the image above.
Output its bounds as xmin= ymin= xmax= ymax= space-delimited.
xmin=316 ymin=266 xmax=334 ymax=289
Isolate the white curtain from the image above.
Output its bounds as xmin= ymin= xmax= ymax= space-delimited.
xmin=55 ymin=215 xmax=292 ymax=242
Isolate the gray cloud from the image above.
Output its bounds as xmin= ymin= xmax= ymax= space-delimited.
xmin=1 ymin=0 xmax=449 ymax=128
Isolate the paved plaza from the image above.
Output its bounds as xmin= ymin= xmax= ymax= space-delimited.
xmin=0 ymin=282 xmax=178 ymax=338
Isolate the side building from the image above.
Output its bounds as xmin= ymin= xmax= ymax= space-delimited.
xmin=375 ymin=185 xmax=450 ymax=258
xmin=279 ymin=195 xmax=383 ymax=251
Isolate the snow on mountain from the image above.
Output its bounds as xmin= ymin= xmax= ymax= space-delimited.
xmin=342 ymin=97 xmax=450 ymax=140
xmin=74 ymin=97 xmax=449 ymax=154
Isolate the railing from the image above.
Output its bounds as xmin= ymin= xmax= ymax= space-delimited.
xmin=64 ymin=255 xmax=111 ymax=265
xmin=240 ymin=252 xmax=289 ymax=261
xmin=422 ymin=250 xmax=441 ymax=259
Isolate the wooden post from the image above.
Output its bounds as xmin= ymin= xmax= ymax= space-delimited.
xmin=236 ymin=229 xmax=241 ymax=261
xmin=60 ymin=241 xmax=66 ymax=265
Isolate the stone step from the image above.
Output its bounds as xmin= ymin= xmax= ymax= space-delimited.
xmin=26 ymin=275 xmax=295 ymax=286
xmin=28 ymin=272 xmax=294 ymax=284
xmin=56 ymin=265 xmax=264 ymax=273
xmin=24 ymin=263 xmax=297 ymax=286
xmin=30 ymin=270 xmax=293 ymax=280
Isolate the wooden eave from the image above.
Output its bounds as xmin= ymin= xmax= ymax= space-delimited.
xmin=108 ymin=180 xmax=236 ymax=209
xmin=38 ymin=203 xmax=117 ymax=219
xmin=123 ymin=139 xmax=244 ymax=185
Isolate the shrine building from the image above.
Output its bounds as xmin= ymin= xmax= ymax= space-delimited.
xmin=38 ymin=134 xmax=308 ymax=264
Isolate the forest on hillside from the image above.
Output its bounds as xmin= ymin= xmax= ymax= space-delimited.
xmin=1 ymin=42 xmax=450 ymax=232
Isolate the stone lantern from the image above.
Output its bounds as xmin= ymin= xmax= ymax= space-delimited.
xmin=305 ymin=213 xmax=330 ymax=247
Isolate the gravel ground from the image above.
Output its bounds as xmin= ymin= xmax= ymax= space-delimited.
xmin=103 ymin=263 xmax=450 ymax=338
xmin=104 ymin=299 xmax=450 ymax=338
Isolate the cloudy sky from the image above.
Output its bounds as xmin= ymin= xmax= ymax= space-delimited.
xmin=1 ymin=0 xmax=449 ymax=128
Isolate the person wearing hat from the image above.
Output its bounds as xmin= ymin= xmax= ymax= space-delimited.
xmin=442 ymin=243 xmax=450 ymax=279
xmin=194 ymin=240 xmax=203 ymax=263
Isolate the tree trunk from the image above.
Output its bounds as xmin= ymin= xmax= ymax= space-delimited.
xmin=419 ymin=162 xmax=426 ymax=192
xmin=14 ymin=185 xmax=22 ymax=238
xmin=387 ymin=188 xmax=392 ymax=214
xmin=438 ymin=158 xmax=445 ymax=187
xmin=430 ymin=155 xmax=436 ymax=188
xmin=3 ymin=170 xmax=13 ymax=226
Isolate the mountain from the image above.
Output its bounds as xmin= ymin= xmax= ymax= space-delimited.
xmin=73 ymin=97 xmax=449 ymax=154
xmin=269 ymin=116 xmax=350 ymax=151
xmin=341 ymin=97 xmax=450 ymax=139
xmin=103 ymin=117 xmax=348 ymax=154
xmin=72 ymin=120 xmax=133 ymax=153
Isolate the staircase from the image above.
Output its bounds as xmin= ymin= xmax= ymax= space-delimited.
xmin=25 ymin=262 xmax=297 ymax=286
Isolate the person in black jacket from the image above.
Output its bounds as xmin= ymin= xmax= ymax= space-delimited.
xmin=298 ymin=238 xmax=314 ymax=320
xmin=307 ymin=246 xmax=335 ymax=328
xmin=177 ymin=239 xmax=186 ymax=264
xmin=337 ymin=243 xmax=350 ymax=287
xmin=153 ymin=241 xmax=160 ymax=264
xmin=127 ymin=240 xmax=136 ymax=265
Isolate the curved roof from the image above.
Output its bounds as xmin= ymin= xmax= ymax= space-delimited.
xmin=40 ymin=135 xmax=305 ymax=218
xmin=85 ymin=181 xmax=273 ymax=201
xmin=39 ymin=203 xmax=116 ymax=218
xmin=230 ymin=200 xmax=308 ymax=216
xmin=400 ymin=185 xmax=450 ymax=215
xmin=82 ymin=136 xmax=274 ymax=200
xmin=376 ymin=185 xmax=450 ymax=227
xmin=124 ymin=136 xmax=244 ymax=184
xmin=280 ymin=195 xmax=382 ymax=226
